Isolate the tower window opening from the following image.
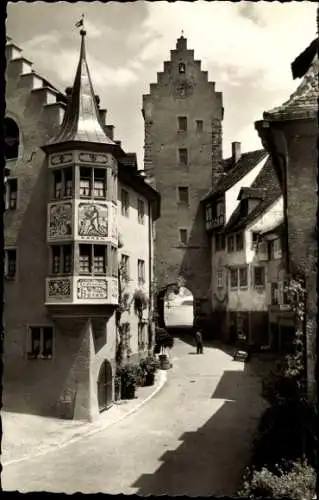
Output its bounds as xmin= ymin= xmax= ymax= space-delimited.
xmin=178 ymin=62 xmax=186 ymax=74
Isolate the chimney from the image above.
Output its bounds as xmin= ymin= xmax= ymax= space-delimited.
xmin=105 ymin=125 xmax=114 ymax=140
xmin=232 ymin=141 xmax=241 ymax=164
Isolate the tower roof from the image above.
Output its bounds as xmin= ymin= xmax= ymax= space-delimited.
xmin=49 ymin=28 xmax=115 ymax=146
xmin=264 ymin=55 xmax=318 ymax=121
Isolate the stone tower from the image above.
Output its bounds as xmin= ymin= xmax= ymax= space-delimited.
xmin=142 ymin=34 xmax=223 ymax=318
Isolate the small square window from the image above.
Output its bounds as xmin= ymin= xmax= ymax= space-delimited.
xmin=28 ymin=326 xmax=53 ymax=360
xmin=178 ymin=187 xmax=189 ymax=204
xmin=179 ymin=229 xmax=188 ymax=245
xmin=178 ymin=117 xmax=187 ymax=131
xmin=196 ymin=120 xmax=203 ymax=132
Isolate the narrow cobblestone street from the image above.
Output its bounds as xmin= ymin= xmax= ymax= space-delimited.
xmin=3 ymin=336 xmax=268 ymax=495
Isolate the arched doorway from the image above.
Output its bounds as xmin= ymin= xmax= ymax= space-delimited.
xmin=164 ymin=284 xmax=194 ymax=331
xmin=97 ymin=360 xmax=113 ymax=413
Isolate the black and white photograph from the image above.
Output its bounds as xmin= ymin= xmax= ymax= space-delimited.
xmin=2 ymin=1 xmax=318 ymax=497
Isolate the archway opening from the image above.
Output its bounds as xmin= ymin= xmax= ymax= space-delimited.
xmin=163 ymin=284 xmax=194 ymax=332
xmin=97 ymin=360 xmax=113 ymax=413
xmin=4 ymin=117 xmax=20 ymax=160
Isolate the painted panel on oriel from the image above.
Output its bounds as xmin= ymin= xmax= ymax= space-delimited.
xmin=47 ymin=278 xmax=72 ymax=299
xmin=78 ymin=202 xmax=108 ymax=239
xmin=111 ymin=203 xmax=118 ymax=239
xmin=48 ymin=202 xmax=73 ymax=240
xmin=76 ymin=278 xmax=108 ymax=300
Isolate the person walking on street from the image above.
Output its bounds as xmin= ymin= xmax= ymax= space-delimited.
xmin=195 ymin=328 xmax=204 ymax=354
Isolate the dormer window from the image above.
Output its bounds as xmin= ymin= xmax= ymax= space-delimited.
xmin=178 ymin=62 xmax=186 ymax=74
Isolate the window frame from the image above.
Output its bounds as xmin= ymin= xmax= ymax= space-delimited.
xmin=179 ymin=228 xmax=188 ymax=245
xmin=177 ymin=186 xmax=189 ymax=205
xmin=120 ymin=254 xmax=130 ymax=282
xmin=178 ymin=62 xmax=186 ymax=74
xmin=79 ymin=244 xmax=107 ymax=276
xmin=79 ymin=167 xmax=107 ymax=199
xmin=4 ymin=117 xmax=20 ymax=161
xmin=217 ymin=270 xmax=223 ymax=289
xmin=229 ymin=268 xmax=238 ymax=289
xmin=271 ymin=282 xmax=279 ymax=305
xmin=254 ymin=266 xmax=265 ymax=288
xmin=27 ymin=325 xmax=54 ymax=360
xmin=178 ymin=148 xmax=188 ymax=166
xmin=6 ymin=177 xmax=18 ymax=210
xmin=196 ymin=120 xmax=204 ymax=132
xmin=121 ymin=188 xmax=130 ymax=217
xmin=138 ymin=259 xmax=146 ymax=285
xmin=239 ymin=266 xmax=248 ymax=288
xmin=227 ymin=235 xmax=235 ymax=253
xmin=236 ymin=232 xmax=244 ymax=251
xmin=4 ymin=248 xmax=17 ymax=280
xmin=137 ymin=198 xmax=145 ymax=225
xmin=177 ymin=116 xmax=187 ymax=131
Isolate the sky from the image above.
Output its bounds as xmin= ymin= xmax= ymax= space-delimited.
xmin=6 ymin=1 xmax=317 ymax=166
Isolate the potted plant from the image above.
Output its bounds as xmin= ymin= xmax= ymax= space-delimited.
xmin=117 ymin=364 xmax=138 ymax=400
xmin=140 ymin=356 xmax=158 ymax=386
xmin=133 ymin=288 xmax=148 ymax=320
xmin=155 ymin=327 xmax=174 ymax=370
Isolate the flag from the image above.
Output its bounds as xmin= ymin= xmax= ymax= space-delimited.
xmin=75 ymin=18 xmax=84 ymax=28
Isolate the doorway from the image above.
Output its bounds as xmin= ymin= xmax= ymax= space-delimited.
xmin=97 ymin=360 xmax=113 ymax=413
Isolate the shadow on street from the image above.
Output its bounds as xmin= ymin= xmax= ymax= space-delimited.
xmin=131 ymin=361 xmax=266 ymax=496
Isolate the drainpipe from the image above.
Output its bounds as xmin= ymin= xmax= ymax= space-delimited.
xmin=148 ymin=200 xmax=153 ymax=351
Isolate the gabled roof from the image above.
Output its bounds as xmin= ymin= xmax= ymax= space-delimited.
xmin=223 ymin=157 xmax=282 ymax=233
xmin=264 ymin=55 xmax=318 ymax=122
xmin=47 ymin=29 xmax=115 ymax=147
xmin=201 ymin=149 xmax=267 ymax=202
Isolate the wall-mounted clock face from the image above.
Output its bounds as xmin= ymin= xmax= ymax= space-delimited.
xmin=175 ymin=80 xmax=194 ymax=99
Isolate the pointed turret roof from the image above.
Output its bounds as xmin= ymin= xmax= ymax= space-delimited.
xmin=264 ymin=55 xmax=318 ymax=121
xmin=48 ymin=28 xmax=115 ymax=146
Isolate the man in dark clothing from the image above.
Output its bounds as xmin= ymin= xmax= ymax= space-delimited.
xmin=195 ymin=328 xmax=203 ymax=354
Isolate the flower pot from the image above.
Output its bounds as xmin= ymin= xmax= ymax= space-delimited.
xmin=144 ymin=373 xmax=155 ymax=386
xmin=159 ymin=354 xmax=170 ymax=370
xmin=121 ymin=384 xmax=136 ymax=400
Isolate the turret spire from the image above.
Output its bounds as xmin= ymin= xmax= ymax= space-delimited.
xmin=49 ymin=19 xmax=114 ymax=146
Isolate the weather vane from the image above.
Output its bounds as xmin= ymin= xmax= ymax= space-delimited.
xmin=181 ymin=29 xmax=184 ymax=37
xmin=75 ymin=13 xmax=86 ymax=35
